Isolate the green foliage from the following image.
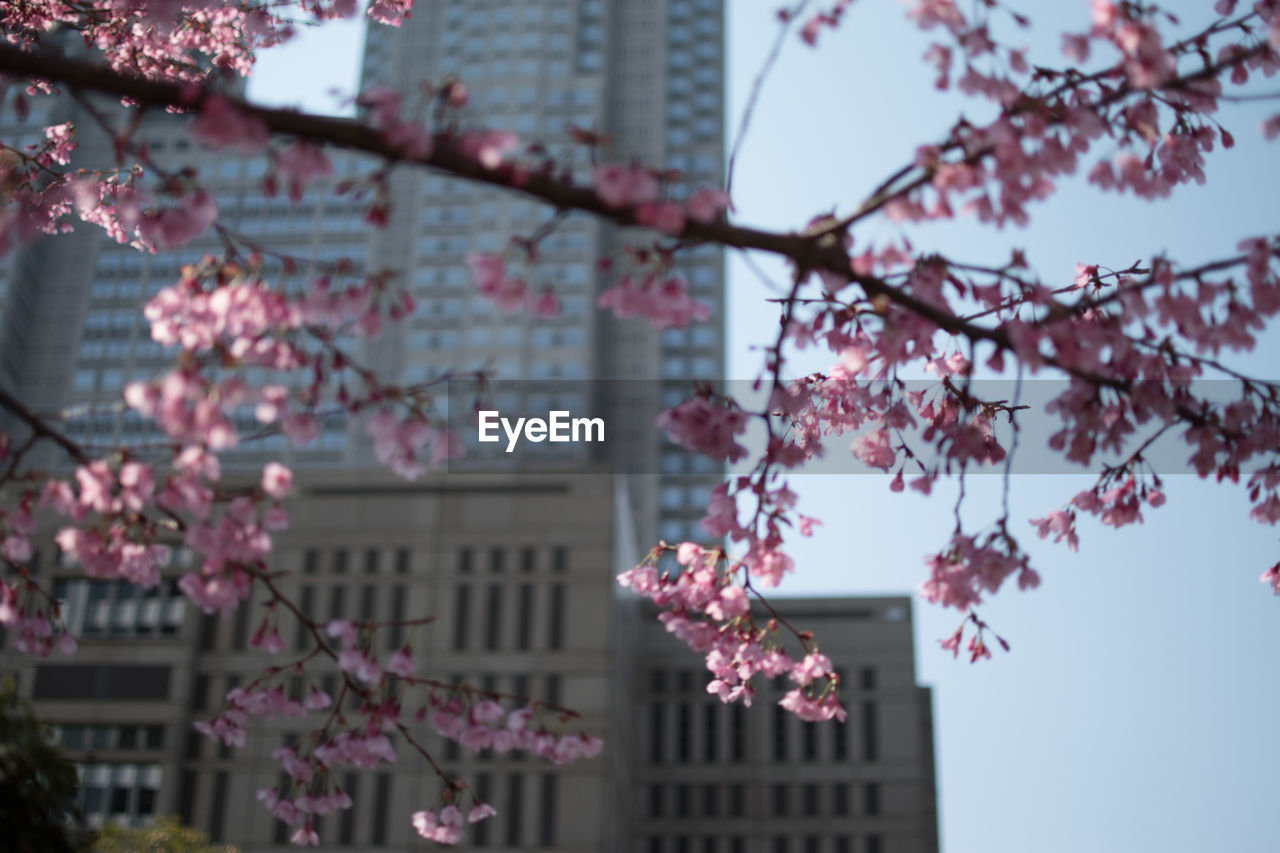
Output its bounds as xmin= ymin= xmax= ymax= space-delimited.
xmin=91 ymin=815 xmax=239 ymax=853
xmin=0 ymin=674 xmax=82 ymax=853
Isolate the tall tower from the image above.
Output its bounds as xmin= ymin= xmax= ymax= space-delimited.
xmin=355 ymin=0 xmax=727 ymax=548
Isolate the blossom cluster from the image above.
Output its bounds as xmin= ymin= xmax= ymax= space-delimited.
xmin=429 ymin=698 xmax=604 ymax=764
xmin=618 ymin=544 xmax=846 ymax=722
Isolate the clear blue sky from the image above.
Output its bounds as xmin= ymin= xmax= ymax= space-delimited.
xmin=248 ymin=4 xmax=1280 ymax=851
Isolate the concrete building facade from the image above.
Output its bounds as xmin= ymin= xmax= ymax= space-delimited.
xmin=9 ymin=471 xmax=629 ymax=851
xmin=6 ymin=473 xmax=938 ymax=852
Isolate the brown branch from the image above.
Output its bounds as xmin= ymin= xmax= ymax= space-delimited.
xmin=0 ymin=386 xmax=91 ymax=466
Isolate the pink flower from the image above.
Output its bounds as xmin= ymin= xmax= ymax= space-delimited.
xmin=597 ymin=273 xmax=710 ymax=330
xmin=261 ymin=462 xmax=293 ymax=498
xmin=192 ymin=95 xmax=269 ymax=152
xmin=634 ymin=201 xmax=686 ymax=235
xmin=326 ymin=619 xmax=358 ymax=647
xmin=304 ymin=688 xmax=332 ymax=710
xmin=656 ymin=397 xmax=748 ymax=463
xmin=272 ymin=142 xmax=334 ymax=203
xmin=592 ymin=163 xmax=658 ymax=208
xmin=684 ymin=187 xmax=731 ymax=223
xmin=385 ymin=646 xmax=415 ymax=677
xmin=467 ymin=802 xmax=497 ymax=823
xmin=290 ymin=823 xmax=319 ymax=846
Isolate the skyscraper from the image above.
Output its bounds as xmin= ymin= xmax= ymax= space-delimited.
xmin=355 ymin=0 xmax=727 ymax=547
xmin=0 ymin=5 xmax=937 ymax=851
xmin=0 ymin=0 xmax=726 ymax=550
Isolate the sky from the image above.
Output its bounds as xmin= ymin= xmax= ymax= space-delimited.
xmin=247 ymin=4 xmax=1280 ymax=851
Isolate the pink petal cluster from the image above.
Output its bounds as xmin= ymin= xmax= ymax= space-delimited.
xmin=596 ymin=273 xmax=711 ymax=329
xmin=656 ymin=396 xmax=749 ymax=463
xmin=618 ymin=544 xmax=843 ymax=720
xmin=429 ymin=698 xmax=603 ymax=764
xmin=465 ymin=251 xmax=529 ymax=312
xmin=591 ymin=163 xmax=658 ymax=208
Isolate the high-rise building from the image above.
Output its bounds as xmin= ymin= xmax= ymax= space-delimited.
xmin=629 ymin=598 xmax=940 ymax=853
xmin=6 ymin=471 xmax=938 ymax=852
xmin=8 ymin=470 xmax=631 ymax=852
xmin=1 ymin=5 xmax=938 ymax=852
xmin=355 ymin=0 xmax=727 ymax=547
xmin=0 ymin=0 xmax=727 ymax=548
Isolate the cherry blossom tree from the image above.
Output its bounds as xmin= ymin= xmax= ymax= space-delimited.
xmin=1 ymin=0 xmax=1279 ymax=845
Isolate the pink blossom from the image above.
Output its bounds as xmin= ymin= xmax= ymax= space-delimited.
xmin=385 ymin=646 xmax=415 ymax=677
xmin=685 ymin=187 xmax=732 ymax=223
xmin=261 ymin=462 xmax=293 ymax=498
xmin=656 ymin=397 xmax=748 ymax=463
xmin=272 ymin=142 xmax=334 ymax=203
xmin=192 ymin=95 xmax=269 ymax=152
xmin=592 ymin=163 xmax=659 ymax=208
xmin=468 ymin=802 xmax=497 ymax=823
xmin=290 ymin=823 xmax=319 ymax=846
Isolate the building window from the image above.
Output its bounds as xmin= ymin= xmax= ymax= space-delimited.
xmin=388 ymin=584 xmax=406 ymax=649
xmin=484 ymin=585 xmax=503 ymax=650
xmin=539 ymin=773 xmax=557 ymax=846
xmin=650 ymin=703 xmax=665 ymax=763
xmin=867 ymin=835 xmax=883 ymax=853
xmin=339 ymin=773 xmax=357 ymax=843
xmin=729 ymin=784 xmax=744 ymax=817
xmin=474 ymin=773 xmax=492 ymax=846
xmin=505 ymin=774 xmax=523 ymax=847
xmin=207 ymin=771 xmax=228 ymax=839
xmin=860 ymin=666 xmax=877 ymax=690
xmin=772 ymin=784 xmax=788 ymax=816
xmin=333 ymin=549 xmax=348 ymax=574
xmin=371 ymin=773 xmax=390 ymax=845
xmin=649 ymin=784 xmax=664 ymax=817
xmin=864 ymin=783 xmax=881 ymax=816
xmin=803 ymin=784 xmax=819 ymax=817
xmin=666 ymin=783 xmax=687 ymax=818
xmin=701 ymin=784 xmax=718 ymax=817
xmin=516 ymin=584 xmax=533 ymax=650
xmin=364 ymin=548 xmax=380 ymax=575
xmin=833 ymin=783 xmax=850 ymax=815
xmin=703 ymin=704 xmax=718 ymax=762
xmin=772 ymin=705 xmax=788 ymax=761
xmin=730 ymin=705 xmax=745 ymax=761
xmin=862 ymin=701 xmax=879 ymax=762
xmin=294 ymin=587 xmax=313 ymax=651
xmin=453 ymin=585 xmax=471 ymax=651
xmin=803 ymin=722 xmax=817 ymax=761
xmin=56 ymin=578 xmax=186 ymax=639
xmin=547 ymin=584 xmax=565 ymax=650
xmin=676 ymin=704 xmax=692 ymax=762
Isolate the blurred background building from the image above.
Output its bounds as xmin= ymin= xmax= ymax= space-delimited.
xmin=0 ymin=1 xmax=938 ymax=851
xmin=7 ymin=471 xmax=938 ymax=852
